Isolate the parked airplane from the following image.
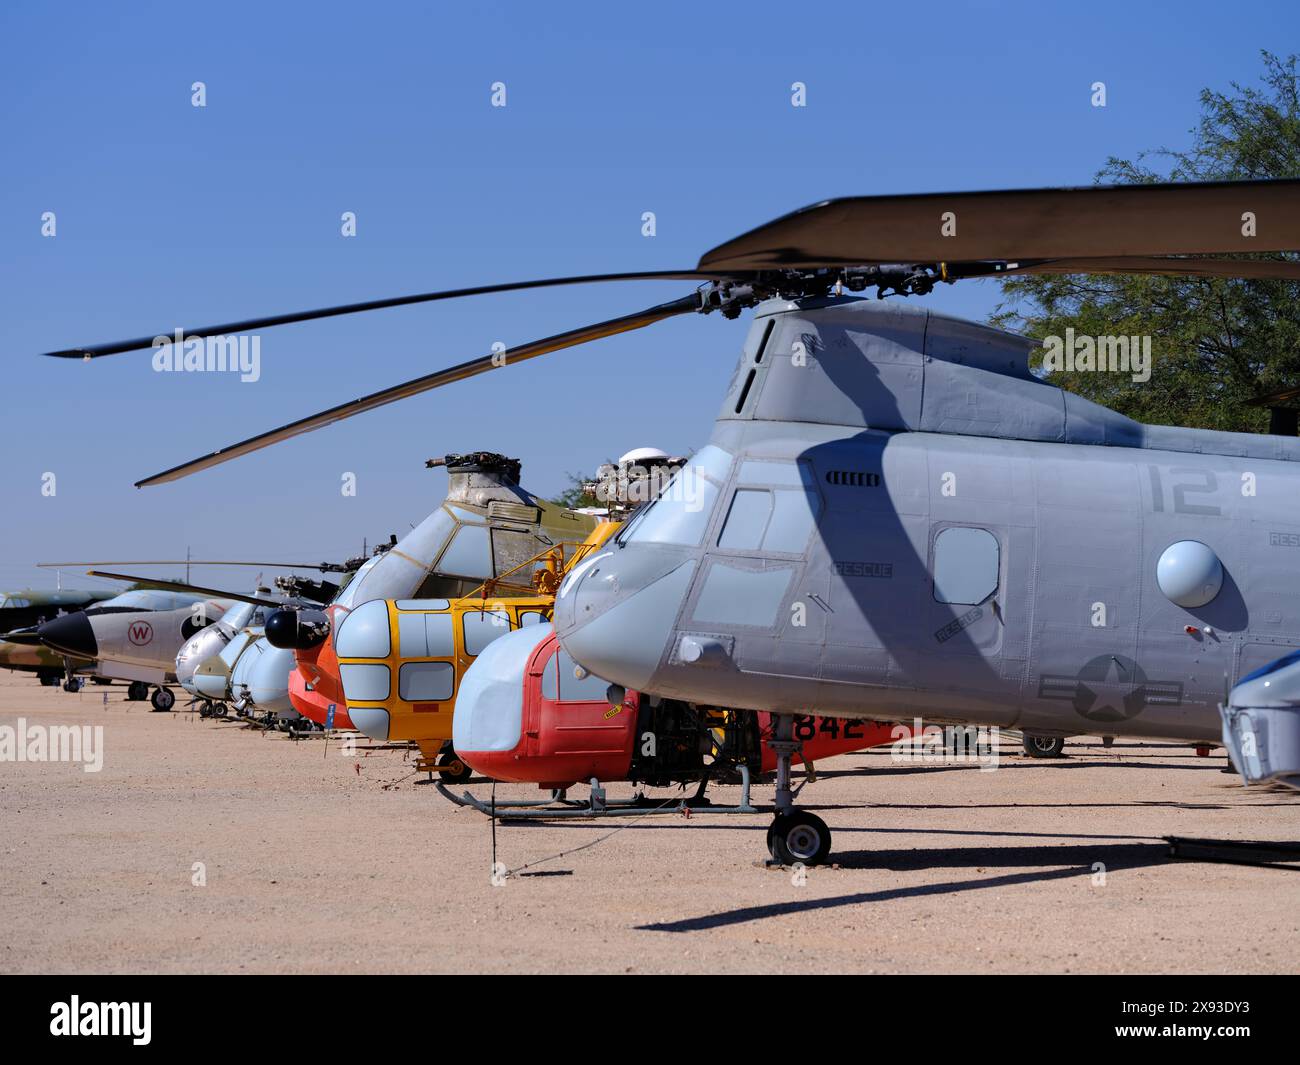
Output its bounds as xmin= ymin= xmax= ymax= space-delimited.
xmin=24 ymin=588 xmax=232 ymax=708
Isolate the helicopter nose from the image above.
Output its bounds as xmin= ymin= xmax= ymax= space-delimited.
xmin=191 ymin=656 xmax=230 ymax=701
xmin=265 ymin=608 xmax=330 ymax=650
xmin=37 ymin=612 xmax=97 ymax=660
xmin=554 ymin=548 xmax=697 ymax=692
xmin=176 ymin=628 xmax=228 ymax=686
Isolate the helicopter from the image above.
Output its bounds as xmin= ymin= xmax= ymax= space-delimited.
xmin=264 ymin=451 xmax=600 ymax=752
xmin=450 ymin=622 xmax=912 ymax=816
xmin=46 ymin=177 xmax=1300 ymax=864
xmin=332 ymin=458 xmax=918 ymax=800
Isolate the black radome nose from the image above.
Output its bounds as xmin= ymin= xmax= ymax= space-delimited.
xmin=265 ymin=608 xmax=329 ymax=650
xmin=37 ymin=612 xmax=98 ymax=659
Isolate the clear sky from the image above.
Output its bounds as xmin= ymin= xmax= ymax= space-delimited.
xmin=1 ymin=0 xmax=1295 ymax=592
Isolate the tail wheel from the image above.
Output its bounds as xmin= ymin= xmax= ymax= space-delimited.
xmin=150 ymin=687 xmax=176 ymax=712
xmin=437 ymin=749 xmax=473 ymax=785
xmin=1023 ymin=734 xmax=1066 ymax=759
xmin=768 ymin=811 xmax=831 ymax=866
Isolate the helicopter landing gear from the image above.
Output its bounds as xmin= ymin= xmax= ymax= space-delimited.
xmin=150 ymin=686 xmax=175 ymax=712
xmin=127 ymin=681 xmax=150 ymax=702
xmin=1022 ymin=734 xmax=1066 ymax=759
xmin=765 ymin=713 xmax=832 ymax=866
xmin=437 ymin=746 xmax=472 ymax=785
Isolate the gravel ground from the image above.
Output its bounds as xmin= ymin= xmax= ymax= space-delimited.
xmin=1 ymin=670 xmax=1297 ymax=974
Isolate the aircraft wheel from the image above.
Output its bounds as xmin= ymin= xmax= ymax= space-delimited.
xmin=151 ymin=687 xmax=176 ymax=712
xmin=62 ymin=677 xmax=83 ymax=693
xmin=437 ymin=749 xmax=473 ymax=785
xmin=767 ymin=811 xmax=831 ymax=866
xmin=127 ymin=681 xmax=149 ymax=701
xmin=215 ymin=703 xmax=229 ymax=719
xmin=38 ymin=671 xmax=60 ymax=687
xmin=199 ymin=701 xmax=213 ymax=718
xmin=1023 ymin=734 xmax=1066 ymax=759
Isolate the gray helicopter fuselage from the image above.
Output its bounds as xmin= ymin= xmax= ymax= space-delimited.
xmin=555 ymin=296 xmax=1300 ymax=744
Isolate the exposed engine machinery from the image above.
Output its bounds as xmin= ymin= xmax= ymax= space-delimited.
xmin=581 ymin=447 xmax=687 ymax=520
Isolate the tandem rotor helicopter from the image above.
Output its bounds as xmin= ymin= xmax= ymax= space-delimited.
xmin=46 ymin=178 xmax=1300 ymax=865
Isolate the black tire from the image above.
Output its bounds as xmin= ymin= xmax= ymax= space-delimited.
xmin=127 ymin=681 xmax=149 ymax=702
xmin=62 ymin=677 xmax=82 ymax=693
xmin=199 ymin=701 xmax=213 ymax=718
xmin=1023 ymin=734 xmax=1066 ymax=758
xmin=437 ymin=749 xmax=473 ymax=785
xmin=768 ymin=811 xmax=832 ymax=866
xmin=150 ymin=687 xmax=175 ymax=712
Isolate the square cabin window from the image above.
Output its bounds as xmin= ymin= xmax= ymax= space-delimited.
xmin=399 ymin=661 xmax=454 ymax=701
xmin=932 ymin=526 xmax=999 ymax=606
xmin=462 ymin=610 xmax=511 ymax=656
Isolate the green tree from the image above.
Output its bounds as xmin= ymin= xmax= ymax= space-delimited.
xmin=991 ymin=52 xmax=1300 ymax=432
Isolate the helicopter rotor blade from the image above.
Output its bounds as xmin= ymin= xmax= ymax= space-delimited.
xmin=41 ymin=271 xmax=713 ymax=359
xmin=997 ymin=256 xmax=1300 ymax=281
xmin=699 ymin=178 xmax=1300 ymax=272
xmin=39 ymin=560 xmax=342 ymax=570
xmin=84 ymin=571 xmax=291 ymax=608
xmin=136 ymin=294 xmax=701 ymax=487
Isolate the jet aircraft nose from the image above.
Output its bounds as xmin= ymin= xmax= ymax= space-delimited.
xmin=37 ymin=612 xmax=97 ymax=659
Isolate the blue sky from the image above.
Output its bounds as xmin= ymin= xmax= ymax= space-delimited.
xmin=1 ymin=0 xmax=1295 ymax=592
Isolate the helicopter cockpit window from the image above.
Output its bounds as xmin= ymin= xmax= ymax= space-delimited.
xmin=622 ymin=445 xmax=732 ymax=548
xmin=932 ymin=527 xmax=999 ymax=606
xmin=718 ymin=461 xmax=822 ymax=554
xmin=438 ymin=525 xmax=493 ymax=579
xmin=542 ymin=648 xmax=612 ymax=702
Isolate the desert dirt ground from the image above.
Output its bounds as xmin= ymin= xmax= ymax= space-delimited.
xmin=1 ymin=670 xmax=1297 ymax=974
